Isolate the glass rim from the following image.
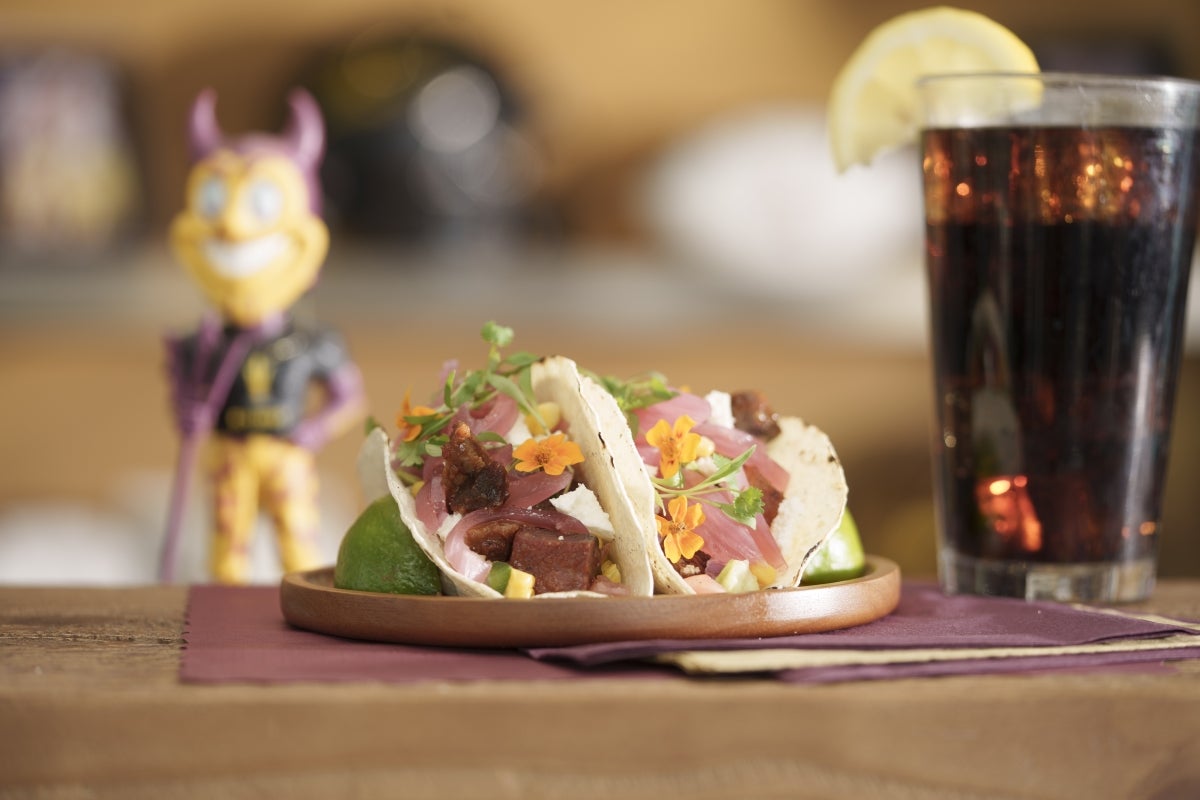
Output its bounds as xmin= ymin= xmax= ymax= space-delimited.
xmin=915 ymin=70 xmax=1200 ymax=95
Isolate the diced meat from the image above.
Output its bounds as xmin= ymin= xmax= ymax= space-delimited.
xmin=442 ymin=422 xmax=509 ymax=514
xmin=730 ymin=390 xmax=781 ymax=440
xmin=744 ymin=463 xmax=784 ymax=525
xmin=509 ymin=528 xmax=601 ymax=594
xmin=464 ymin=519 xmax=523 ymax=561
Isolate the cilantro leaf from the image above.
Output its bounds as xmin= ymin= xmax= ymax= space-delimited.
xmin=718 ymin=487 xmax=765 ymax=526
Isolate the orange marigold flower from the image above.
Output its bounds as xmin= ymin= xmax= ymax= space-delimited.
xmin=645 ymin=415 xmax=702 ymax=480
xmin=513 ymin=433 xmax=584 ymax=476
xmin=655 ymin=496 xmax=705 ymax=563
xmin=396 ymin=390 xmax=438 ymax=443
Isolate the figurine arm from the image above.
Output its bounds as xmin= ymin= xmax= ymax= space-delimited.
xmin=289 ymin=362 xmax=366 ymax=451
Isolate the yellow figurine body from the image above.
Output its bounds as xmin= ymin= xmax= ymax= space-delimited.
xmin=162 ymin=89 xmax=365 ymax=583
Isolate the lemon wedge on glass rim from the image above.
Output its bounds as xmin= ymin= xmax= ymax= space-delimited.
xmin=827 ymin=6 xmax=1040 ymax=171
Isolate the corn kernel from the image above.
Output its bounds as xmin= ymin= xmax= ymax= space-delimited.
xmin=750 ymin=562 xmax=777 ymax=588
xmin=525 ymin=402 xmax=562 ymax=435
xmin=504 ymin=568 xmax=536 ymax=598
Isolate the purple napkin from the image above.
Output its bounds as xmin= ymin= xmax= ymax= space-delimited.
xmin=181 ymin=582 xmax=1200 ymax=685
xmin=525 ymin=581 xmax=1200 ymax=666
xmin=524 ymin=581 xmax=1200 ymax=682
xmin=181 ymin=585 xmax=667 ymax=684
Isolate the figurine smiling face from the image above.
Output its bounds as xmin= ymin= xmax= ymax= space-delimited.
xmin=170 ymin=89 xmax=328 ymax=327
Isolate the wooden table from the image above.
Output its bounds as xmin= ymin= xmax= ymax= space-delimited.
xmin=2 ymin=583 xmax=1200 ymax=799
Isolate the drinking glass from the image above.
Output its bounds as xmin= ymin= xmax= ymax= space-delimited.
xmin=919 ymin=72 xmax=1200 ymax=602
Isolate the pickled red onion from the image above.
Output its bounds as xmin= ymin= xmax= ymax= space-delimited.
xmin=461 ymin=393 xmax=520 ymax=436
xmin=443 ymin=526 xmax=492 ymax=582
xmin=633 ymin=392 xmax=711 ymax=436
xmin=634 ymin=394 xmax=789 ymax=494
xmin=414 ymin=474 xmax=446 ymax=533
xmin=506 ymin=467 xmax=573 ymax=508
xmin=695 ymin=422 xmax=789 ymax=494
xmin=685 ymin=489 xmax=787 ymax=573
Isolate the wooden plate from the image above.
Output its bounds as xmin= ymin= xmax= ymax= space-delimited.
xmin=280 ymin=555 xmax=901 ymax=648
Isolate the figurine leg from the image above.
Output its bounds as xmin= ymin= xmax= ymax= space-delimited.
xmin=262 ymin=437 xmax=322 ymax=574
xmin=208 ymin=436 xmax=258 ymax=584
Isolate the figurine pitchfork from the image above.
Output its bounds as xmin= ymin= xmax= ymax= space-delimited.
xmin=159 ymin=314 xmax=253 ymax=582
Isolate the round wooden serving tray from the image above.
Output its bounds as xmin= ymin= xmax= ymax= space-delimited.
xmin=281 ymin=555 xmax=900 ymax=648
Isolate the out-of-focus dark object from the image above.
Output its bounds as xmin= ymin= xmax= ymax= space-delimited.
xmin=0 ymin=49 xmax=140 ymax=259
xmin=1029 ymin=34 xmax=1177 ymax=76
xmin=300 ymin=36 xmax=546 ymax=245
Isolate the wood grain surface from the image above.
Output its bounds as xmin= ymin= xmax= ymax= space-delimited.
xmin=2 ymin=582 xmax=1200 ymax=799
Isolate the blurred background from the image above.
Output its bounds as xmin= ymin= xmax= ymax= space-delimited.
xmin=2 ymin=0 xmax=1199 ymax=585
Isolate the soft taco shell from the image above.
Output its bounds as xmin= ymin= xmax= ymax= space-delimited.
xmin=568 ymin=368 xmax=684 ymax=594
xmin=581 ymin=386 xmax=849 ymax=594
xmin=357 ymin=427 xmax=492 ymax=597
xmin=354 ymin=356 xmax=654 ymax=598
xmin=529 ymin=356 xmax=654 ymax=596
xmin=765 ymin=416 xmax=849 ymax=587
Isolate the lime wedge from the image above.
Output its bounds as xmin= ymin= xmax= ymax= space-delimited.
xmin=802 ymin=508 xmax=866 ymax=585
xmin=334 ymin=495 xmax=442 ymax=595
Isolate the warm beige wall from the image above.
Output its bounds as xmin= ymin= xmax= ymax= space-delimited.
xmin=4 ymin=0 xmax=1199 ymax=232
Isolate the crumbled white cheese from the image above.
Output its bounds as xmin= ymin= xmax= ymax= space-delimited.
xmin=506 ymin=415 xmax=534 ymax=447
xmin=550 ymin=485 xmax=616 ymax=541
xmin=705 ymin=390 xmax=734 ymax=429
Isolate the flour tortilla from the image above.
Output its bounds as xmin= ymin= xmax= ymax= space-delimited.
xmin=766 ymin=416 xmax=850 ymax=587
xmin=355 ymin=356 xmax=653 ymax=598
xmin=582 ymin=387 xmax=849 ymax=594
xmin=529 ymin=356 xmax=654 ymax=597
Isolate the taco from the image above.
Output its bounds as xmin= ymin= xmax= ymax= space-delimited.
xmin=355 ymin=324 xmax=653 ymax=599
xmin=586 ymin=374 xmax=849 ymax=594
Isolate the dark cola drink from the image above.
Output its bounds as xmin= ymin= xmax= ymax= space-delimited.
xmin=923 ymin=123 xmax=1200 ymax=601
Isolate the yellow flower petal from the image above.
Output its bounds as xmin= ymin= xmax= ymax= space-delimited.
xmin=655 ymin=496 xmax=706 ymax=564
xmin=662 ymin=531 xmax=681 ymax=563
xmin=676 ymin=530 xmax=705 ymax=561
xmin=645 ymin=419 xmax=672 ymax=449
xmin=513 ymin=433 xmax=584 ymax=475
xmin=666 ymin=495 xmax=689 ymax=524
xmin=647 ymin=416 xmax=702 ymax=481
xmin=396 ymin=390 xmax=437 ymax=442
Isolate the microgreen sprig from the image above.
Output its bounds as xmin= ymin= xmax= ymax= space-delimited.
xmin=391 ymin=321 xmax=545 ymax=479
xmin=585 ymin=371 xmax=676 ymax=436
xmin=652 ymin=447 xmax=766 ymax=526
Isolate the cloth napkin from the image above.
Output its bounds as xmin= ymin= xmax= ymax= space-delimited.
xmin=527 ymin=582 xmax=1200 ymax=682
xmin=181 ymin=582 xmax=1200 ymax=685
xmin=181 ymin=584 xmax=667 ymax=684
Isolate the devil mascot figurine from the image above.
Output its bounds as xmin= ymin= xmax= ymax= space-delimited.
xmin=161 ymin=89 xmax=365 ymax=584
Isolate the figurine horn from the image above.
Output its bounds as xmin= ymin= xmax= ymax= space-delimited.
xmin=283 ymin=89 xmax=325 ymax=171
xmin=188 ymin=88 xmax=223 ymax=161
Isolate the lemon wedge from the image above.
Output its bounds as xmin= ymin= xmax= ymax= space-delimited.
xmin=828 ymin=6 xmax=1039 ymax=171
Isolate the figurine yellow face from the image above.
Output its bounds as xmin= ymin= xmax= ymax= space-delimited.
xmin=170 ymin=150 xmax=328 ymax=326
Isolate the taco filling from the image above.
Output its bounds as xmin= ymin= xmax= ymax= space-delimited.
xmin=358 ymin=323 xmax=652 ymax=598
xmin=590 ymin=373 xmax=848 ymax=594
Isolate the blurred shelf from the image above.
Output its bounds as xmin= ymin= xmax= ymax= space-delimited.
xmin=4 ymin=240 xmax=1199 ymax=352
xmin=0 ymin=239 xmax=961 ymax=353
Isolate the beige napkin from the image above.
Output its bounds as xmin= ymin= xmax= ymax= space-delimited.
xmin=660 ymin=605 xmax=1200 ymax=675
